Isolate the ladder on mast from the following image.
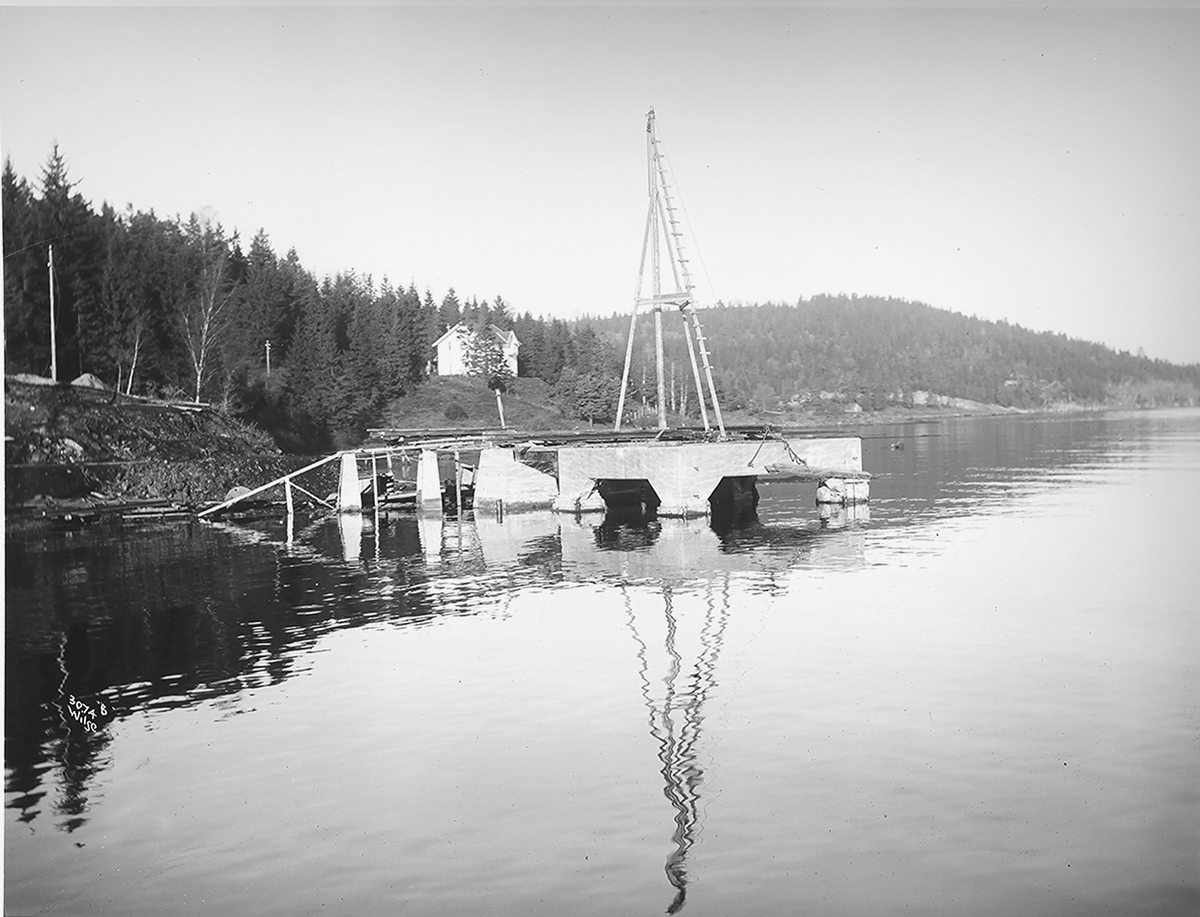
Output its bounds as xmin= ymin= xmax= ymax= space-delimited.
xmin=615 ymin=108 xmax=726 ymax=436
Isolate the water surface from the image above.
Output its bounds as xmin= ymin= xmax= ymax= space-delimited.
xmin=6 ymin=410 xmax=1199 ymax=916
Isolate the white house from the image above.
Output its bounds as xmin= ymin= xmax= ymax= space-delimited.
xmin=432 ymin=322 xmax=520 ymax=377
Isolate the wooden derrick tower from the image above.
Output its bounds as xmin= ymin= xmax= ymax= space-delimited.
xmin=615 ymin=108 xmax=726 ymax=436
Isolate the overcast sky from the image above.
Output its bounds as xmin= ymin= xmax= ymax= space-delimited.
xmin=2 ymin=4 xmax=1197 ymax=365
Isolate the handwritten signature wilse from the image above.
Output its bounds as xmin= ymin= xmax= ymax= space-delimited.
xmin=66 ymin=695 xmax=108 ymax=733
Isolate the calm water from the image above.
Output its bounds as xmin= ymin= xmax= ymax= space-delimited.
xmin=6 ymin=410 xmax=1199 ymax=916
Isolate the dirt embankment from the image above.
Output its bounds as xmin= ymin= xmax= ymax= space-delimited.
xmin=4 ymin=378 xmax=309 ymax=506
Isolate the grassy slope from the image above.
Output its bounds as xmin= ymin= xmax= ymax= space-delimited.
xmin=374 ymin=376 xmax=587 ymax=433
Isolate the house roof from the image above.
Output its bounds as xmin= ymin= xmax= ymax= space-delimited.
xmin=431 ymin=321 xmax=520 ymax=349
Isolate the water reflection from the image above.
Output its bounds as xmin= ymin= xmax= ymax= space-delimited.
xmin=623 ymin=575 xmax=731 ymax=913
xmin=5 ymin=494 xmax=869 ymax=837
xmin=338 ymin=512 xmax=364 ymax=562
xmin=579 ymin=507 xmax=777 ymax=910
xmin=4 ymin=517 xmax=440 ymax=831
xmin=11 ymin=410 xmax=1192 ymax=891
xmin=553 ymin=512 xmax=867 ymax=589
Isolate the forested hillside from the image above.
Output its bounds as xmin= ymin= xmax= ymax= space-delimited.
xmin=579 ymin=297 xmax=1200 ymax=415
xmin=3 ymin=148 xmax=610 ymax=447
xmin=5 ymin=147 xmax=1196 ymax=452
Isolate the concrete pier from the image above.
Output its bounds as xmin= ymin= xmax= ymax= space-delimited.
xmin=472 ymin=448 xmax=558 ymax=513
xmin=416 ymin=449 xmax=442 ymax=510
xmin=389 ymin=433 xmax=868 ymax=520
xmin=337 ymin=452 xmax=363 ymax=514
xmin=550 ymin=437 xmax=866 ymax=518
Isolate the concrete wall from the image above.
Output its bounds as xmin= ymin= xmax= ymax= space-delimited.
xmin=473 ymin=447 xmax=559 ymax=512
xmin=552 ymin=437 xmax=863 ymax=517
xmin=420 ymin=436 xmax=865 ymax=521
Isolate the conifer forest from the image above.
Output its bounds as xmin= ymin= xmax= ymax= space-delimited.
xmin=5 ymin=148 xmax=1196 ymax=451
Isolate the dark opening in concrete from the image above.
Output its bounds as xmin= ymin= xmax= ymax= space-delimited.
xmin=709 ymin=475 xmax=760 ymax=528
xmin=709 ymin=475 xmax=759 ymax=507
xmin=595 ymin=478 xmax=661 ymax=513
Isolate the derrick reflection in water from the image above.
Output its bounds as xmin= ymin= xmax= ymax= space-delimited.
xmin=473 ymin=502 xmax=868 ymax=912
xmin=623 ymin=574 xmax=731 ymax=914
xmin=580 ymin=502 xmax=861 ymax=912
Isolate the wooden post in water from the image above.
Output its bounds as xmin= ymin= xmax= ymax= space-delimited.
xmin=284 ymin=476 xmax=295 ymax=546
xmin=454 ymin=449 xmax=463 ymax=554
xmin=454 ymin=449 xmax=463 ymax=518
xmin=371 ymin=453 xmax=381 ymax=541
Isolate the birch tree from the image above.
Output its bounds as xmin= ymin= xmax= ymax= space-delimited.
xmin=179 ymin=214 xmax=236 ymax=403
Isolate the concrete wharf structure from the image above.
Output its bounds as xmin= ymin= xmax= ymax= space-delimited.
xmin=198 ymin=431 xmax=869 ymax=522
xmin=417 ymin=434 xmax=870 ymax=519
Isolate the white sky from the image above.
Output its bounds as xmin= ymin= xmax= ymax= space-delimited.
xmin=2 ymin=4 xmax=1198 ymax=364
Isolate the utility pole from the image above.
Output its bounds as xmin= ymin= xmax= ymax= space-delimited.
xmin=266 ymin=339 xmax=272 ymax=377
xmin=48 ymin=244 xmax=58 ymax=383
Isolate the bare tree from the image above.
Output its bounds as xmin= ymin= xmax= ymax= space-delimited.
xmin=114 ymin=319 xmax=143 ymax=397
xmin=179 ymin=215 xmax=236 ymax=404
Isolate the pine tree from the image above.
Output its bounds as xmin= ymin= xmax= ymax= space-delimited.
xmin=439 ymin=288 xmax=461 ymax=332
xmin=491 ymin=294 xmax=512 ymax=329
xmin=422 ymin=289 xmax=441 ymax=376
xmin=286 ymin=278 xmax=341 ymax=430
xmin=2 ymin=157 xmax=39 ymax=373
xmin=47 ymin=145 xmax=106 ymax=379
xmin=513 ymin=311 xmax=545 ymax=379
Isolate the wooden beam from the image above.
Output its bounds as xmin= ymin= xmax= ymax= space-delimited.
xmin=197 ymin=451 xmax=341 ymax=517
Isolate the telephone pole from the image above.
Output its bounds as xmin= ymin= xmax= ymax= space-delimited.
xmin=48 ymin=245 xmax=58 ymax=383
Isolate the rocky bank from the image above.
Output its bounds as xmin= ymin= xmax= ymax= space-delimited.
xmin=4 ymin=377 xmax=320 ymax=507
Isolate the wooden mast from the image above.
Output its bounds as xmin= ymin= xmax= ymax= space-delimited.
xmin=615 ymin=108 xmax=726 ymax=436
xmin=651 ymin=111 xmax=667 ymax=431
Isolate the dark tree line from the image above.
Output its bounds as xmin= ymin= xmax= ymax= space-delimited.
xmin=3 ymin=147 xmax=628 ymax=447
xmin=13 ymin=147 xmax=1188 ymax=451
